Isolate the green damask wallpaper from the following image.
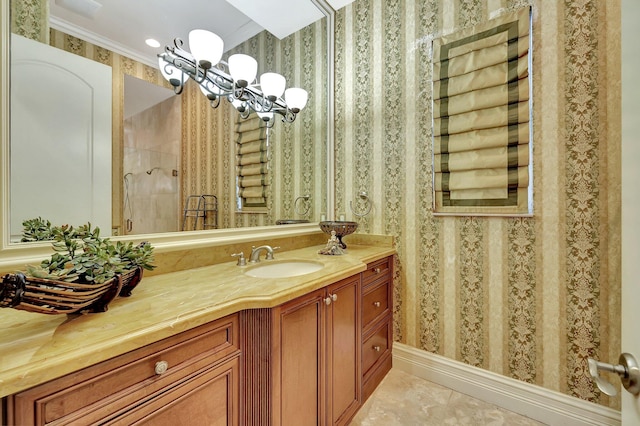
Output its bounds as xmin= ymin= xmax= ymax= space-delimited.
xmin=11 ymin=0 xmax=621 ymax=410
xmin=335 ymin=0 xmax=620 ymax=408
xmin=10 ymin=0 xmax=47 ymax=43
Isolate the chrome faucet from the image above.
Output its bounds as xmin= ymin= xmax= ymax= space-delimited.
xmin=249 ymin=245 xmax=279 ymax=263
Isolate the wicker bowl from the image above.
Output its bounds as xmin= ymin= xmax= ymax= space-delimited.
xmin=0 ymin=273 xmax=124 ymax=315
xmin=319 ymin=221 xmax=358 ymax=249
xmin=119 ymin=267 xmax=144 ymax=297
xmin=0 ymin=266 xmax=143 ymax=315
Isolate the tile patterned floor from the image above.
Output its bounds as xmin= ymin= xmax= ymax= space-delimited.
xmin=349 ymin=369 xmax=546 ymax=425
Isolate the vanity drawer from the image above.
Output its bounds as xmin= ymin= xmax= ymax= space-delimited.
xmin=11 ymin=314 xmax=239 ymax=426
xmin=362 ymin=280 xmax=390 ymax=331
xmin=361 ymin=257 xmax=392 ymax=285
xmin=362 ymin=319 xmax=391 ymax=377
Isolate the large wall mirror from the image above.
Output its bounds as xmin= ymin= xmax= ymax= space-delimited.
xmin=0 ymin=0 xmax=334 ymax=265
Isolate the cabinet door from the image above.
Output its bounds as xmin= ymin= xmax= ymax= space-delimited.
xmin=326 ymin=276 xmax=361 ymax=426
xmin=273 ymin=276 xmax=363 ymax=426
xmin=275 ymin=289 xmax=326 ymax=426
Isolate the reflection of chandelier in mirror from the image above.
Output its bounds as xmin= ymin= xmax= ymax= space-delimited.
xmin=158 ymin=29 xmax=308 ymax=128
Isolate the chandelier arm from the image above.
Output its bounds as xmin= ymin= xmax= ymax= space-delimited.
xmin=261 ymin=98 xmax=274 ymax=113
xmin=239 ymin=107 xmax=251 ymax=120
xmin=193 ymin=65 xmax=208 ymax=85
xmin=210 ymin=74 xmax=234 ymax=94
xmin=165 ymin=54 xmax=196 ymax=76
xmin=166 ymin=41 xmax=208 ymax=85
xmin=214 ymin=59 xmax=230 ymax=72
xmin=241 ymin=90 xmax=261 ymax=113
xmin=209 ymin=96 xmax=221 ymax=108
xmin=234 ymin=85 xmax=248 ymax=101
xmin=280 ymin=110 xmax=296 ymax=123
xmin=172 ymin=37 xmax=185 ymax=50
xmin=159 ymin=59 xmax=185 ymax=91
xmin=266 ymin=97 xmax=289 ymax=113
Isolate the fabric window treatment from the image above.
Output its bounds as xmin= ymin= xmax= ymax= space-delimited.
xmin=236 ymin=115 xmax=269 ymax=208
xmin=432 ymin=7 xmax=531 ymax=214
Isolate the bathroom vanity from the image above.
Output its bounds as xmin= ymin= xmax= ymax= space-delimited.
xmin=0 ymin=243 xmax=394 ymax=425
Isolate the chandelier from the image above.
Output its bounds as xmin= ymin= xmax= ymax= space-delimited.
xmin=158 ymin=29 xmax=309 ymax=127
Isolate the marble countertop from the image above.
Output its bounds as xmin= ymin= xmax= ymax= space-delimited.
xmin=0 ymin=244 xmax=395 ymax=398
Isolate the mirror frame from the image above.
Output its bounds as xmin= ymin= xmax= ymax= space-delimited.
xmin=0 ymin=0 xmax=335 ymax=271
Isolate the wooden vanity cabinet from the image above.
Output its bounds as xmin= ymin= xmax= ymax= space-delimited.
xmin=272 ymin=275 xmax=361 ymax=426
xmin=7 ymin=314 xmax=241 ymax=426
xmin=361 ymin=256 xmax=394 ymax=402
xmin=5 ymin=255 xmax=395 ymax=426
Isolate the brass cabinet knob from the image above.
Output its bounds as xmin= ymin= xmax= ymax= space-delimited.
xmin=373 ymin=267 xmax=381 ymax=274
xmin=325 ymin=294 xmax=338 ymax=305
xmin=373 ymin=301 xmax=381 ymax=308
xmin=372 ymin=345 xmax=381 ymax=352
xmin=155 ymin=360 xmax=169 ymax=375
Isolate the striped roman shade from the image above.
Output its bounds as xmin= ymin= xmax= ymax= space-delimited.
xmin=432 ymin=7 xmax=531 ymax=215
xmin=236 ymin=115 xmax=269 ymax=208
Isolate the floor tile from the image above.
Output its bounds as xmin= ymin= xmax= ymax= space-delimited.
xmin=350 ymin=369 xmax=545 ymax=425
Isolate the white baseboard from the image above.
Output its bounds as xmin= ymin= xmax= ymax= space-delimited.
xmin=392 ymin=343 xmax=621 ymax=426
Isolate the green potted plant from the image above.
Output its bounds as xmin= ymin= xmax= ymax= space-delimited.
xmin=1 ymin=222 xmax=155 ymax=315
xmin=25 ymin=224 xmax=119 ymax=283
xmin=20 ymin=217 xmax=55 ymax=242
xmin=112 ymin=240 xmax=156 ymax=296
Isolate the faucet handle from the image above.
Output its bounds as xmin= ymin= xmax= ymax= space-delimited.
xmin=231 ymin=252 xmax=246 ymax=266
xmin=266 ymin=246 xmax=280 ymax=260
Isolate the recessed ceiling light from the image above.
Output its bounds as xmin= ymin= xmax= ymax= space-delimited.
xmin=145 ymin=38 xmax=161 ymax=48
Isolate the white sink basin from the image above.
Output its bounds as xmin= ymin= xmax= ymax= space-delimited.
xmin=244 ymin=260 xmax=324 ymax=278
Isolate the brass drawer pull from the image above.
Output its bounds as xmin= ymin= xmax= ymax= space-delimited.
xmin=372 ymin=345 xmax=381 ymax=352
xmin=155 ymin=360 xmax=169 ymax=375
xmin=373 ymin=301 xmax=381 ymax=308
xmin=373 ymin=267 xmax=381 ymax=274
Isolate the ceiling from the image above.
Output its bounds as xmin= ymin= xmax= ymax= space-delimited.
xmin=48 ymin=0 xmax=347 ymax=68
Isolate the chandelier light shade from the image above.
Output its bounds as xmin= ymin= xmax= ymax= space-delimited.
xmin=188 ymin=29 xmax=224 ymax=69
xmin=260 ymin=72 xmax=286 ymax=101
xmin=285 ymin=88 xmax=309 ymax=113
xmin=228 ymin=54 xmax=258 ymax=88
xmin=158 ymin=30 xmax=308 ymax=126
